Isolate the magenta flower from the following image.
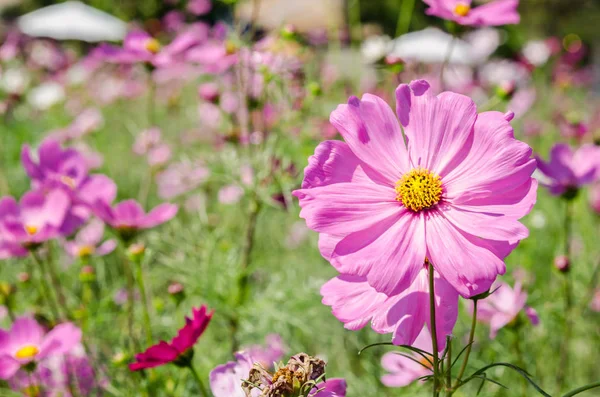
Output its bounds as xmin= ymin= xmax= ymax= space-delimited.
xmin=93 ymin=199 xmax=178 ymax=240
xmin=474 ymin=280 xmax=539 ymax=338
xmin=0 ymin=317 xmax=81 ymax=380
xmin=423 ymin=0 xmax=520 ymax=27
xmin=312 ymin=379 xmax=347 ymax=397
xmin=536 ymin=143 xmax=600 ymax=197
xmin=129 ymin=305 xmax=213 ymax=371
xmin=381 ymin=328 xmax=434 ymax=388
xmin=0 ymin=190 xmax=70 ymax=255
xmin=295 ymin=80 xmax=536 ymax=298
xmin=321 ymin=267 xmax=458 ymax=349
xmin=64 ymin=218 xmax=116 ymax=259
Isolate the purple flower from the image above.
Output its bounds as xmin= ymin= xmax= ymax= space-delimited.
xmin=93 ymin=199 xmax=178 ymax=240
xmin=536 ymin=144 xmax=600 ymax=197
xmin=210 ymin=352 xmax=257 ymax=397
xmin=0 ymin=190 xmax=70 ymax=255
xmin=423 ymin=0 xmax=520 ymax=27
xmin=64 ymin=218 xmax=116 ymax=259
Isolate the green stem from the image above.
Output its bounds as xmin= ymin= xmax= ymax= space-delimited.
xmin=453 ymin=299 xmax=477 ymax=392
xmin=45 ymin=245 xmax=71 ymax=319
xmin=428 ymin=262 xmax=440 ymax=397
xmin=445 ymin=336 xmax=452 ymax=396
xmin=396 ymin=0 xmax=416 ymax=36
xmin=188 ymin=364 xmax=209 ymax=397
xmin=513 ymin=328 xmax=526 ymax=396
xmin=134 ymin=258 xmax=153 ymax=346
xmin=348 ymin=0 xmax=362 ymax=43
xmin=230 ymin=198 xmax=261 ymax=352
xmin=562 ymin=381 xmax=600 ymax=397
xmin=558 ymin=200 xmax=573 ymax=392
xmin=122 ymin=256 xmax=140 ymax=352
xmin=31 ymin=251 xmax=61 ymax=322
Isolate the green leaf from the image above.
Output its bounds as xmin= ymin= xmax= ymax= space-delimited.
xmin=562 ymin=380 xmax=600 ymax=397
xmin=465 ymin=363 xmax=551 ymax=397
xmin=473 ymin=373 xmax=508 ymax=395
xmin=451 ymin=341 xmax=474 ymax=369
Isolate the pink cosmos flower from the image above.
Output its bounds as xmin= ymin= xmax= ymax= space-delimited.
xmin=133 ymin=128 xmax=162 ymax=156
xmin=244 ymin=334 xmax=286 ymax=368
xmin=0 ymin=190 xmax=70 ymax=257
xmin=423 ymin=0 xmax=520 ymax=27
xmin=0 ymin=317 xmax=81 ymax=380
xmin=381 ymin=327 xmax=434 ymax=388
xmin=156 ymin=161 xmax=210 ymax=200
xmin=294 ymin=80 xmax=536 ymax=298
xmin=536 ymin=144 xmax=600 ymax=197
xmin=129 ymin=305 xmax=213 ymax=371
xmin=218 ymin=185 xmax=244 ymax=205
xmin=64 ymin=218 xmax=116 ymax=259
xmin=47 ymin=108 xmax=103 ymax=143
xmin=321 ymin=267 xmax=458 ymax=349
xmin=93 ymin=199 xmax=178 ymax=240
xmin=187 ymin=0 xmax=212 ymax=15
xmin=474 ymin=280 xmax=539 ymax=338
xmin=590 ymin=289 xmax=600 ymax=312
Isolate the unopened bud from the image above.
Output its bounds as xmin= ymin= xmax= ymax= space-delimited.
xmin=127 ymin=243 xmax=146 ymax=262
xmin=554 ymin=255 xmax=570 ymax=273
xmin=168 ymin=282 xmax=185 ymax=306
xmin=79 ymin=265 xmax=96 ymax=283
xmin=17 ymin=272 xmax=30 ymax=283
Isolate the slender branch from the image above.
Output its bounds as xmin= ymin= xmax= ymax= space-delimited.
xmin=45 ymin=245 xmax=71 ymax=319
xmin=428 ymin=261 xmax=440 ymax=397
xmin=453 ymin=299 xmax=477 ymax=391
xmin=122 ymin=255 xmax=140 ymax=352
xmin=188 ymin=364 xmax=209 ymax=397
xmin=445 ymin=336 xmax=452 ymax=396
xmin=133 ymin=257 xmax=153 ymax=346
xmin=31 ymin=250 xmax=61 ymax=322
xmin=557 ymin=200 xmax=573 ymax=392
xmin=562 ymin=380 xmax=600 ymax=397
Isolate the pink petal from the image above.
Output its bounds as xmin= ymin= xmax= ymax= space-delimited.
xmin=140 ymin=203 xmax=178 ymax=229
xmin=10 ymin=317 xmax=44 ymax=347
xmin=96 ymin=239 xmax=117 ymax=256
xmin=39 ymin=322 xmax=81 ymax=358
xmin=0 ymin=355 xmax=20 ymax=380
xmin=462 ymin=0 xmax=520 ymax=27
xmin=330 ymin=95 xmax=408 ymax=183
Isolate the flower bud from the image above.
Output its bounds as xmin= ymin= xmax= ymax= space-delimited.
xmin=554 ymin=255 xmax=570 ymax=273
xmin=127 ymin=243 xmax=146 ymax=262
xmin=168 ymin=282 xmax=185 ymax=306
xmin=17 ymin=272 xmax=30 ymax=284
xmin=79 ymin=265 xmax=96 ymax=283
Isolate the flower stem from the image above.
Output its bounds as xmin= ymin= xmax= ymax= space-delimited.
xmin=230 ymin=198 xmax=261 ymax=352
xmin=134 ymin=257 xmax=153 ymax=347
xmin=557 ymin=200 xmax=573 ymax=392
xmin=31 ymin=251 xmax=61 ymax=322
xmin=453 ymin=299 xmax=477 ymax=392
xmin=562 ymin=380 xmax=600 ymax=397
xmin=122 ymin=256 xmax=140 ymax=352
xmin=45 ymin=245 xmax=71 ymax=319
xmin=445 ymin=337 xmax=452 ymax=396
xmin=188 ymin=364 xmax=209 ymax=397
xmin=428 ymin=262 xmax=440 ymax=397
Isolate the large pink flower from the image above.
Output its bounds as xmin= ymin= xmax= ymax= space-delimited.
xmin=294 ymin=80 xmax=536 ymax=298
xmin=423 ymin=0 xmax=520 ymax=27
xmin=321 ymin=267 xmax=458 ymax=349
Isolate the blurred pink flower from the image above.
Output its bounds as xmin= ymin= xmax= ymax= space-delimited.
xmin=163 ymin=10 xmax=186 ymax=33
xmin=218 ymin=185 xmax=244 ymax=205
xmin=147 ymin=144 xmax=172 ymax=168
xmin=0 ymin=317 xmax=81 ymax=380
xmin=199 ymin=102 xmax=222 ymax=129
xmin=187 ymin=0 xmax=212 ymax=15
xmin=156 ymin=161 xmax=210 ymax=199
xmin=381 ymin=328 xmax=434 ymax=387
xmin=423 ymin=0 xmax=520 ymax=27
xmin=72 ymin=142 xmax=104 ymax=170
xmin=590 ymin=184 xmax=600 ymax=214
xmin=130 ymin=305 xmax=213 ymax=371
xmin=64 ymin=218 xmax=116 ymax=259
xmin=244 ymin=334 xmax=286 ymax=368
xmin=536 ymin=144 xmax=600 ymax=196
xmin=590 ymin=289 xmax=600 ymax=312
xmin=295 ymin=79 xmax=536 ymax=298
xmin=133 ymin=128 xmax=162 ymax=155
xmin=198 ymin=82 xmax=220 ymax=102
xmin=210 ymin=352 xmax=256 ymax=397
xmin=474 ymin=280 xmax=539 ymax=338
xmin=321 ymin=267 xmax=458 ymax=349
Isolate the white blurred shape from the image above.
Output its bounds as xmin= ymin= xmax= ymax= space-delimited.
xmin=388 ymin=28 xmax=476 ymax=65
xmin=361 ymin=35 xmax=391 ymax=64
xmin=28 ymin=82 xmax=65 ymax=110
xmin=522 ymin=40 xmax=551 ymax=66
xmin=463 ymin=28 xmax=501 ymax=64
xmin=18 ymin=1 xmax=127 ymax=42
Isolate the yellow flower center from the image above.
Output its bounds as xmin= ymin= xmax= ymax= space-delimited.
xmin=60 ymin=175 xmax=76 ymax=189
xmin=454 ymin=3 xmax=471 ymax=16
xmin=15 ymin=345 xmax=39 ymax=360
xmin=395 ymin=168 xmax=443 ymax=212
xmin=78 ymin=245 xmax=95 ymax=257
xmin=24 ymin=225 xmax=38 ymax=235
xmin=145 ymin=38 xmax=161 ymax=54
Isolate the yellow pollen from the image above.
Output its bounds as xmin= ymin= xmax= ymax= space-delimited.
xmin=454 ymin=3 xmax=471 ymax=16
xmin=78 ymin=245 xmax=95 ymax=257
xmin=15 ymin=345 xmax=39 ymax=360
xmin=395 ymin=168 xmax=443 ymax=212
xmin=419 ymin=356 xmax=433 ymax=370
xmin=60 ymin=175 xmax=76 ymax=189
xmin=145 ymin=38 xmax=161 ymax=54
xmin=24 ymin=225 xmax=38 ymax=235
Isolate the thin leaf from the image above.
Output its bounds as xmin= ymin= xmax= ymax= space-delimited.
xmin=358 ymin=342 xmax=394 ymax=355
xmin=465 ymin=363 xmax=551 ymax=397
xmin=562 ymin=380 xmax=600 ymax=397
xmin=451 ymin=341 xmax=474 ymax=369
xmin=472 ymin=374 xmax=508 ymax=391
xmin=476 ymin=373 xmax=487 ymax=396
xmin=392 ymin=352 xmax=433 ymax=371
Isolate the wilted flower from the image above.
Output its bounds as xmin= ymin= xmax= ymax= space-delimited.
xmin=63 ymin=218 xmax=116 ymax=260
xmin=0 ymin=317 xmax=81 ymax=380
xmin=295 ymin=80 xmax=536 ymax=298
xmin=93 ymin=199 xmax=178 ymax=241
xmin=321 ymin=266 xmax=457 ymax=349
xmin=474 ymin=280 xmax=539 ymax=338
xmin=381 ymin=327 xmax=434 ymax=388
xmin=423 ymin=0 xmax=520 ymax=27
xmin=129 ymin=305 xmax=213 ymax=370
xmin=536 ymin=143 xmax=600 ymax=197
